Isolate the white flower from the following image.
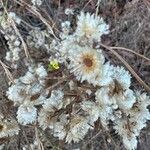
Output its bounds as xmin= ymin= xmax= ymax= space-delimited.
xmin=38 ymin=109 xmax=53 ymax=129
xmin=97 ymin=61 xmax=114 ymax=86
xmin=20 ymin=71 xmax=36 ymax=84
xmin=6 ymin=81 xmax=25 ymax=105
xmin=114 ymin=118 xmax=138 ymax=150
xmin=7 ymin=64 xmax=47 ymax=106
xmin=60 ymin=21 xmax=71 ymax=39
xmin=65 ymin=8 xmax=74 ymax=15
xmin=52 ymin=122 xmax=67 ymax=140
xmin=75 ymin=12 xmax=109 ymax=41
xmin=123 ymin=135 xmax=137 ymax=150
xmin=51 ymin=114 xmax=68 ymax=139
xmin=59 ymin=35 xmax=77 ymax=61
xmin=95 ymin=88 xmax=113 ymax=126
xmin=0 ymin=144 xmax=4 ymax=150
xmin=43 ymin=89 xmax=64 ymax=111
xmin=81 ymin=101 xmax=99 ymax=124
xmin=111 ymin=66 xmax=131 ymax=90
xmin=35 ymin=64 xmax=47 ymax=79
xmin=17 ymin=104 xmax=37 ymax=125
xmin=68 ymin=45 xmax=105 ymax=86
xmin=65 ymin=116 xmax=92 ymax=143
xmin=0 ymin=119 xmax=20 ymax=138
xmin=115 ymin=89 xmax=136 ymax=111
xmin=127 ymin=91 xmax=150 ymax=131
xmin=27 ymin=28 xmax=46 ymax=48
xmin=31 ymin=0 xmax=43 ymax=6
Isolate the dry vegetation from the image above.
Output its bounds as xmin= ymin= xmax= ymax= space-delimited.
xmin=0 ymin=0 xmax=150 ymax=150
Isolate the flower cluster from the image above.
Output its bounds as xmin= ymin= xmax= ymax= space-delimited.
xmin=6 ymin=11 xmax=150 ymax=150
xmin=0 ymin=12 xmax=21 ymax=67
xmin=7 ymin=64 xmax=48 ymax=125
xmin=27 ymin=27 xmax=52 ymax=50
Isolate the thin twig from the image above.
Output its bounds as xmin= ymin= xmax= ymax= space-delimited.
xmin=82 ymin=130 xmax=102 ymax=148
xmin=0 ymin=60 xmax=14 ymax=84
xmin=100 ymin=122 xmax=120 ymax=150
xmin=15 ymin=0 xmax=59 ymax=40
xmin=22 ymin=129 xmax=32 ymax=150
xmin=111 ymin=46 xmax=150 ymax=62
xmin=100 ymin=43 xmax=150 ymax=92
xmin=82 ymin=0 xmax=93 ymax=11
xmin=46 ymin=78 xmax=67 ymax=91
xmin=35 ymin=127 xmax=45 ymax=150
xmin=96 ymin=0 xmax=101 ymax=16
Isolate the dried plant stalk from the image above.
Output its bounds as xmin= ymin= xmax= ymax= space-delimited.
xmin=111 ymin=46 xmax=150 ymax=62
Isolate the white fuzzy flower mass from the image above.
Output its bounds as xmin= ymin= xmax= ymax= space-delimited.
xmin=17 ymin=104 xmax=37 ymax=125
xmin=65 ymin=116 xmax=92 ymax=143
xmin=43 ymin=89 xmax=64 ymax=111
xmin=0 ymin=118 xmax=20 ymax=138
xmin=76 ymin=12 xmax=109 ymax=41
xmin=5 ymin=10 xmax=150 ymax=150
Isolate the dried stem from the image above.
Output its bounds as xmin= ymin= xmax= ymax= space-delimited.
xmin=0 ymin=60 xmax=14 ymax=84
xmin=111 ymin=46 xmax=150 ymax=62
xmin=96 ymin=0 xmax=101 ymax=16
xmin=14 ymin=0 xmax=59 ymax=40
xmin=35 ymin=127 xmax=45 ymax=150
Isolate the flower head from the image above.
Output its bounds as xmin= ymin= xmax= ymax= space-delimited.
xmin=17 ymin=104 xmax=37 ymax=125
xmin=114 ymin=118 xmax=138 ymax=150
xmin=65 ymin=116 xmax=92 ymax=143
xmin=76 ymin=12 xmax=109 ymax=41
xmin=68 ymin=46 xmax=105 ymax=86
xmin=0 ymin=118 xmax=19 ymax=138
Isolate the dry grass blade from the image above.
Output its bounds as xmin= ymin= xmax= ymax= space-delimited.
xmin=82 ymin=130 xmax=102 ymax=148
xmin=82 ymin=0 xmax=93 ymax=10
xmin=15 ymin=0 xmax=59 ymax=40
xmin=96 ymin=0 xmax=101 ymax=16
xmin=110 ymin=46 xmax=150 ymax=62
xmin=1 ymin=0 xmax=31 ymax=59
xmin=22 ymin=129 xmax=32 ymax=150
xmin=100 ymin=43 xmax=150 ymax=92
xmin=0 ymin=60 xmax=14 ymax=84
xmin=46 ymin=78 xmax=67 ymax=91
xmin=35 ymin=127 xmax=44 ymax=150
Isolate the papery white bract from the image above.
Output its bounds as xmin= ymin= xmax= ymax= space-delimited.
xmin=65 ymin=116 xmax=92 ymax=143
xmin=115 ymin=89 xmax=136 ymax=111
xmin=17 ymin=104 xmax=37 ymax=125
xmin=43 ymin=89 xmax=64 ymax=111
xmin=76 ymin=12 xmax=109 ymax=41
xmin=95 ymin=87 xmax=113 ymax=127
xmin=114 ymin=118 xmax=138 ymax=150
xmin=0 ymin=118 xmax=20 ymax=138
xmin=111 ymin=66 xmax=131 ymax=90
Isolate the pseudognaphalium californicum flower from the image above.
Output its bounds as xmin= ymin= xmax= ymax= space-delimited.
xmin=0 ymin=115 xmax=19 ymax=138
xmin=68 ymin=45 xmax=105 ymax=86
xmin=76 ymin=12 xmax=109 ymax=42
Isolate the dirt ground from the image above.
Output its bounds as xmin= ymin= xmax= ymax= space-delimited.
xmin=0 ymin=0 xmax=150 ymax=149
